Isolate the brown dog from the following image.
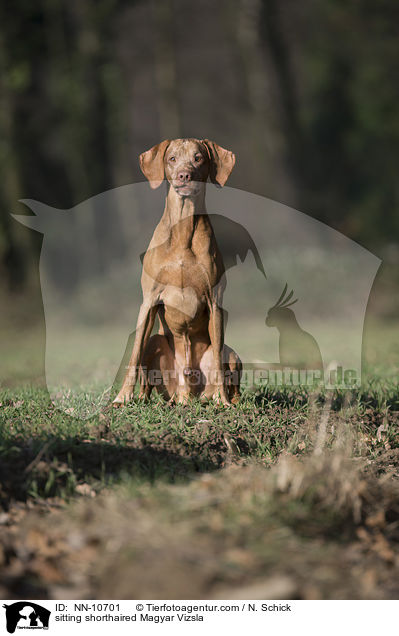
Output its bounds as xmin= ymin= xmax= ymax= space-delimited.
xmin=113 ymin=138 xmax=241 ymax=406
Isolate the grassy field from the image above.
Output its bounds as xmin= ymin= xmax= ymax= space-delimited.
xmin=1 ymin=277 xmax=398 ymax=599
xmin=1 ymin=373 xmax=399 ymax=600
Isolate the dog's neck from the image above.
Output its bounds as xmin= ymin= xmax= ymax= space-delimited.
xmin=163 ymin=184 xmax=207 ymax=248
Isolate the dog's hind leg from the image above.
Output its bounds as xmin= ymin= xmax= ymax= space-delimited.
xmin=139 ymin=334 xmax=176 ymax=400
xmin=200 ymin=343 xmax=241 ymax=404
xmin=224 ymin=345 xmax=242 ymax=404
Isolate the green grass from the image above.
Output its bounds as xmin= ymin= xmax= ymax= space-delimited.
xmin=1 ymin=381 xmax=397 ymax=504
xmin=1 ymin=317 xmax=399 ymax=599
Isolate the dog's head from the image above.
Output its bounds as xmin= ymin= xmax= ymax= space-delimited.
xmin=139 ymin=138 xmax=235 ymax=196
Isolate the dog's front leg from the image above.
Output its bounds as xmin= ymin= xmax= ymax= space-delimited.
xmin=113 ymin=302 xmax=158 ymax=406
xmin=208 ymin=299 xmax=230 ymax=405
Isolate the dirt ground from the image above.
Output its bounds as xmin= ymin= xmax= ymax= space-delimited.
xmin=1 ymin=389 xmax=399 ymax=600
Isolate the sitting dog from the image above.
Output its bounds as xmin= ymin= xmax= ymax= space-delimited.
xmin=113 ymin=138 xmax=241 ymax=406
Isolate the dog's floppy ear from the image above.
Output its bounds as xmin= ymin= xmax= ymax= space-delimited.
xmin=139 ymin=140 xmax=170 ymax=188
xmin=201 ymin=140 xmax=235 ymax=187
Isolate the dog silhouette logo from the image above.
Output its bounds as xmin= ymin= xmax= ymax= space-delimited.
xmin=12 ymin=183 xmax=381 ymax=414
xmin=3 ymin=602 xmax=50 ymax=633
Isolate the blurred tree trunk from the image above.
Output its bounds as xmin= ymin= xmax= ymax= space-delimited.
xmin=259 ymin=0 xmax=304 ymax=193
xmin=0 ymin=30 xmax=28 ymax=289
xmin=151 ymin=0 xmax=181 ymax=140
xmin=44 ymin=0 xmax=125 ymax=284
xmin=70 ymin=0 xmax=118 ymax=274
xmin=226 ymin=0 xmax=296 ymax=203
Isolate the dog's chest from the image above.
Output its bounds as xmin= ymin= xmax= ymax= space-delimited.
xmin=148 ymin=246 xmax=216 ymax=290
xmin=160 ymin=284 xmax=203 ymax=321
xmin=156 ymin=250 xmax=213 ymax=328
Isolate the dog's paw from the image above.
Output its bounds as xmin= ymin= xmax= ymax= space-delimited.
xmin=112 ymin=391 xmax=134 ymax=407
xmin=211 ymin=389 xmax=231 ymax=407
xmin=166 ymin=393 xmax=176 ymax=407
xmin=230 ymin=392 xmax=241 ymax=405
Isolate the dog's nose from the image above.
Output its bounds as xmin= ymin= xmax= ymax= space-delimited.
xmin=177 ymin=171 xmax=192 ymax=183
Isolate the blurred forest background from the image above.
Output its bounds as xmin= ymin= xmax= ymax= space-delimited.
xmin=0 ymin=0 xmax=398 ymax=376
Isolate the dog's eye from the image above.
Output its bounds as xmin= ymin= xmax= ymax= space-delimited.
xmin=194 ymin=154 xmax=202 ymax=163
xmin=169 ymin=156 xmax=176 ymax=162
